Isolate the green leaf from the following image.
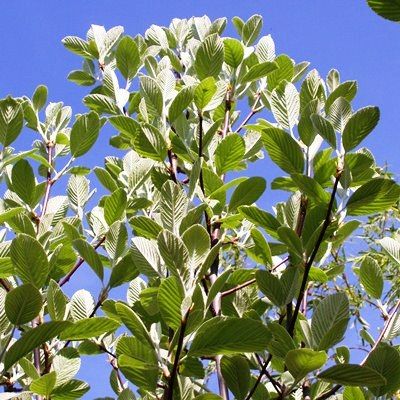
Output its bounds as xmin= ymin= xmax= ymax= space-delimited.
xmin=238 ymin=205 xmax=281 ymax=237
xmin=270 ymin=81 xmax=300 ymax=131
xmin=140 ymin=76 xmax=163 ymax=116
xmin=277 ymin=226 xmax=304 ymax=262
xmin=59 ymin=317 xmax=119 ymax=340
xmin=368 ymin=0 xmax=400 ymax=21
xmin=67 ymin=70 xmax=96 ymax=86
xmin=229 ymin=177 xmax=266 ymax=212
xmin=130 ymin=216 xmax=163 ymax=240
xmin=0 ymin=97 xmax=24 ymax=146
xmin=285 ymin=349 xmax=327 ymax=380
xmin=240 ymin=62 xmax=277 ymax=84
xmin=158 ymin=276 xmax=184 ymax=330
xmin=70 ymin=111 xmax=100 ymax=157
xmin=267 ymin=322 xmax=296 ymax=359
xmin=346 ymin=178 xmax=400 ymax=215
xmin=267 ymin=54 xmax=295 ymax=91
xmin=318 ymin=364 xmax=386 ymax=387
xmin=133 ymin=123 xmax=167 ymax=162
xmin=311 ymin=293 xmax=349 ymax=350
xmin=32 ymin=85 xmax=48 ymax=111
xmin=328 ymin=97 xmax=353 ymax=133
xmin=5 ymin=284 xmax=42 ymax=325
xmin=249 ymin=228 xmax=272 ymax=266
xmin=104 ymin=188 xmax=127 ymax=225
xmin=342 ymin=106 xmax=380 ymax=151
xmin=72 ymin=239 xmax=104 ymax=281
xmin=364 ymin=343 xmax=400 ymax=396
xmin=223 ymin=38 xmax=244 ymax=68
xmin=256 ymin=270 xmax=288 ymax=307
xmin=182 ymin=224 xmax=210 ymax=270
xmin=118 ymin=354 xmax=158 ymax=391
xmin=206 ymin=269 xmax=232 ymax=308
xmin=291 ymin=174 xmax=330 ymax=205
xmin=194 ymin=78 xmax=217 ymax=110
xmin=109 ymin=254 xmax=139 ymax=288
xmin=61 ymin=36 xmax=93 ymax=58
xmin=215 ymin=134 xmax=245 ymax=174
xmin=360 ymin=257 xmax=383 ymax=299
xmin=256 ymin=34 xmax=275 ymax=62
xmin=325 ymin=81 xmax=357 ymax=113
xmin=11 ymin=159 xmax=36 ymax=206
xmin=51 ymin=379 xmax=89 ymax=399
xmin=30 ymin=372 xmax=56 ymax=397
xmin=116 ymin=36 xmax=140 ymax=80
xmin=343 ymin=387 xmax=365 ymax=400
xmin=10 ymin=234 xmax=49 ymax=288
xmin=115 ymin=302 xmax=154 ymax=348
xmin=242 ymin=14 xmax=263 ymax=45
xmin=195 ymin=34 xmax=224 ymax=80
xmin=261 ymin=127 xmax=304 ymax=174
xmin=221 ymin=356 xmax=250 ymax=400
xmin=105 ymin=221 xmax=128 ymax=261
xmin=378 ymin=236 xmax=400 ymax=265
xmin=311 ymin=114 xmax=336 ymax=148
xmin=47 ymin=280 xmax=67 ymax=321
xmin=157 ymin=230 xmax=189 ymax=277
xmin=189 ymin=317 xmax=271 ymax=357
xmin=0 ymin=207 xmax=25 ymax=225
xmin=108 ymin=115 xmax=140 ymax=138
xmin=160 ymin=180 xmax=188 ymax=234
xmin=4 ymin=321 xmax=72 ymax=370
xmin=83 ymin=94 xmax=120 ymax=115
xmin=168 ymin=86 xmax=194 ymax=122
xmin=52 ymin=347 xmax=81 ymax=387
xmin=69 ymin=290 xmax=94 ymax=321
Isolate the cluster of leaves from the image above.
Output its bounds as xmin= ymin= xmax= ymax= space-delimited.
xmin=0 ymin=14 xmax=399 ymax=400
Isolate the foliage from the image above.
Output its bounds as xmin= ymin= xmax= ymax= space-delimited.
xmin=367 ymin=0 xmax=400 ymax=21
xmin=0 ymin=14 xmax=399 ymax=400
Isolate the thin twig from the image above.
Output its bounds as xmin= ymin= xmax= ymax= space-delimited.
xmin=50 ymin=156 xmax=74 ymax=184
xmin=288 ymin=170 xmax=342 ymax=337
xmin=235 ymin=92 xmax=261 ymax=134
xmin=58 ymin=236 xmax=106 ymax=287
xmin=166 ymin=309 xmax=190 ymax=400
xmin=167 ymin=149 xmax=178 ymax=184
xmin=244 ymin=354 xmax=272 ymax=400
xmin=0 ymin=278 xmax=11 ymax=292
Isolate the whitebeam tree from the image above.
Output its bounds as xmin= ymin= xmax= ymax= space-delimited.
xmin=0 ymin=14 xmax=399 ymax=400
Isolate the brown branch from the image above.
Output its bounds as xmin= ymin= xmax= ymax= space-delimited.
xmin=235 ymin=92 xmax=261 ymax=134
xmin=0 ymin=278 xmax=11 ymax=292
xmin=244 ymin=354 xmax=273 ymax=400
xmin=58 ymin=236 xmax=106 ymax=287
xmin=288 ymin=170 xmax=342 ymax=337
xmin=165 ymin=309 xmax=190 ymax=400
xmin=167 ymin=149 xmax=178 ymax=184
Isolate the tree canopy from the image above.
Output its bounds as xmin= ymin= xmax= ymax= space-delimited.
xmin=0 ymin=14 xmax=399 ymax=400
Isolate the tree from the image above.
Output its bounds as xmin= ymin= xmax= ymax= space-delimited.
xmin=0 ymin=14 xmax=399 ymax=400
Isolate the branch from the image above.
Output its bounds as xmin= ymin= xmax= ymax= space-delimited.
xmin=244 ymin=354 xmax=273 ymax=400
xmin=58 ymin=236 xmax=106 ymax=287
xmin=50 ymin=156 xmax=74 ymax=184
xmin=235 ymin=92 xmax=261 ymax=134
xmin=166 ymin=309 xmax=190 ymax=400
xmin=167 ymin=149 xmax=178 ymax=184
xmin=288 ymin=169 xmax=342 ymax=337
xmin=0 ymin=278 xmax=11 ymax=292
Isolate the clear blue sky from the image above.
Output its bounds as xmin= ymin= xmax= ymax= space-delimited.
xmin=1 ymin=1 xmax=399 ymax=397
